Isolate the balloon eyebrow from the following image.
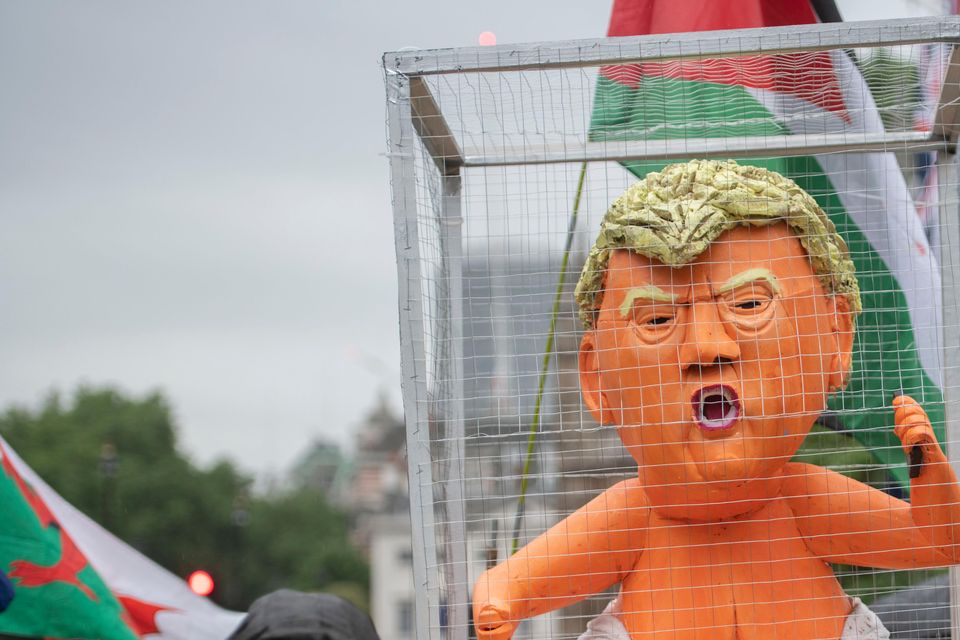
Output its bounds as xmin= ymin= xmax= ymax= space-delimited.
xmin=618 ymin=285 xmax=678 ymax=318
xmin=716 ymin=268 xmax=781 ymax=295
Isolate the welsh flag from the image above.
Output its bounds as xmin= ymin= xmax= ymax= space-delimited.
xmin=0 ymin=437 xmax=244 ymax=639
xmin=591 ymin=0 xmax=944 ymax=488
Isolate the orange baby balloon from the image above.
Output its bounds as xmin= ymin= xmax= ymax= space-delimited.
xmin=472 ymin=222 xmax=960 ymax=640
xmin=579 ymin=223 xmax=853 ymax=521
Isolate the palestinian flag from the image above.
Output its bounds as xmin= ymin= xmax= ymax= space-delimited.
xmin=0 ymin=438 xmax=244 ymax=639
xmin=592 ymin=0 xmax=944 ymax=488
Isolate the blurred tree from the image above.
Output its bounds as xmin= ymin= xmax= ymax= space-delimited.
xmin=0 ymin=387 xmax=368 ymax=611
xmin=240 ymin=488 xmax=369 ymax=611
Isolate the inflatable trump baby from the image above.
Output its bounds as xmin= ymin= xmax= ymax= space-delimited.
xmin=472 ymin=160 xmax=960 ymax=640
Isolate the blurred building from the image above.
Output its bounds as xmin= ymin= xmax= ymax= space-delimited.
xmin=344 ymin=392 xmax=408 ymax=517
xmin=457 ymin=255 xmax=632 ymax=638
xmin=368 ymin=513 xmax=417 ymax=640
xmin=337 ymin=393 xmax=413 ymax=640
xmin=289 ymin=438 xmax=346 ymax=495
xmin=340 ymin=254 xmax=633 ymax=640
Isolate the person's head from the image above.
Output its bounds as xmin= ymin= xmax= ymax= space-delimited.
xmin=576 ymin=160 xmax=860 ymax=518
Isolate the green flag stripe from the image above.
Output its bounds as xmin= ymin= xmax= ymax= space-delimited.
xmin=590 ymin=75 xmax=789 ymax=141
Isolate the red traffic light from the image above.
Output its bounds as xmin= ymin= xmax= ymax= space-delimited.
xmin=187 ymin=570 xmax=214 ymax=596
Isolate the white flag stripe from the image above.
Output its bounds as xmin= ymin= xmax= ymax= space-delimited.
xmin=746 ymin=50 xmax=943 ymax=387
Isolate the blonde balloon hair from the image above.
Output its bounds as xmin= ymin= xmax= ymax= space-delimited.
xmin=574 ymin=159 xmax=862 ymax=328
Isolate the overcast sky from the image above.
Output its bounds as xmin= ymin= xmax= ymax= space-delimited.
xmin=0 ymin=0 xmax=946 ymax=477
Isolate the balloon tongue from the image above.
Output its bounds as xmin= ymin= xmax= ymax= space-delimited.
xmin=703 ymin=395 xmax=728 ymax=421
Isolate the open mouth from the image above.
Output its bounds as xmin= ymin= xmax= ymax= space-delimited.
xmin=692 ymin=385 xmax=740 ymax=432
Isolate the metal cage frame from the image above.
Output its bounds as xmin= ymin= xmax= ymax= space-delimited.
xmin=384 ymin=16 xmax=960 ymax=640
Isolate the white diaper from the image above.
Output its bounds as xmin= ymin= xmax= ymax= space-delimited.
xmin=842 ymin=598 xmax=890 ymax=639
xmin=577 ymin=595 xmax=889 ymax=639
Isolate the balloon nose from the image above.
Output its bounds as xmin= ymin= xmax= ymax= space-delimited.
xmin=682 ymin=302 xmax=740 ymax=368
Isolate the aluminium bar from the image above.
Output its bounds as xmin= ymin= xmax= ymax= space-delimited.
xmin=386 ymin=69 xmax=443 ymax=640
xmin=410 ymin=76 xmax=464 ymax=174
xmin=386 ymin=16 xmax=960 ymax=76
xmin=938 ymin=153 xmax=960 ymax=640
xmin=437 ymin=171 xmax=469 ymax=640
xmin=461 ymin=131 xmax=952 ymax=168
xmin=934 ymin=45 xmax=960 ymax=143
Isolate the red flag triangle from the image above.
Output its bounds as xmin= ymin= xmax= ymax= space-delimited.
xmin=601 ymin=0 xmax=849 ymax=120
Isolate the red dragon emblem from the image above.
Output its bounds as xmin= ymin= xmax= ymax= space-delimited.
xmin=0 ymin=442 xmax=96 ymax=601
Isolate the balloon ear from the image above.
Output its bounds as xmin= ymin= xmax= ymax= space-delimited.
xmin=828 ymin=294 xmax=855 ymax=392
xmin=579 ymin=332 xmax=616 ymax=425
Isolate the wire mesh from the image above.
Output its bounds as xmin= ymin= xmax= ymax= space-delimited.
xmin=386 ymin=17 xmax=960 ymax=640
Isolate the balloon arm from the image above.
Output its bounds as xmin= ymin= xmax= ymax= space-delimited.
xmin=893 ymin=395 xmax=960 ymax=564
xmin=474 ymin=478 xmax=649 ymax=639
xmin=782 ymin=456 xmax=960 ymax=568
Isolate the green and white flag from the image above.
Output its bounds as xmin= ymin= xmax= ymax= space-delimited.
xmin=591 ymin=0 xmax=944 ymax=487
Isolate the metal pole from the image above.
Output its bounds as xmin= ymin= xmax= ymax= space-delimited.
xmin=386 ymin=64 xmax=442 ymax=640
xmin=937 ymin=150 xmax=960 ymax=640
xmin=438 ymin=170 xmax=469 ymax=640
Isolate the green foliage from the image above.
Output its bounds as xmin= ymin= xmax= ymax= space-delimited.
xmin=0 ymin=386 xmax=368 ymax=611
xmin=792 ymin=423 xmax=892 ymax=488
xmin=237 ymin=487 xmax=368 ymax=604
xmin=831 ymin=562 xmax=945 ymax=605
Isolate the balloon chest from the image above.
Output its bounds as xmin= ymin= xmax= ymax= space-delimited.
xmin=619 ymin=497 xmax=849 ymax=639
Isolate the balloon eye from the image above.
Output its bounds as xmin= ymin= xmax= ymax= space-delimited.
xmin=721 ymin=283 xmax=775 ymax=329
xmin=647 ymin=316 xmax=673 ymax=326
